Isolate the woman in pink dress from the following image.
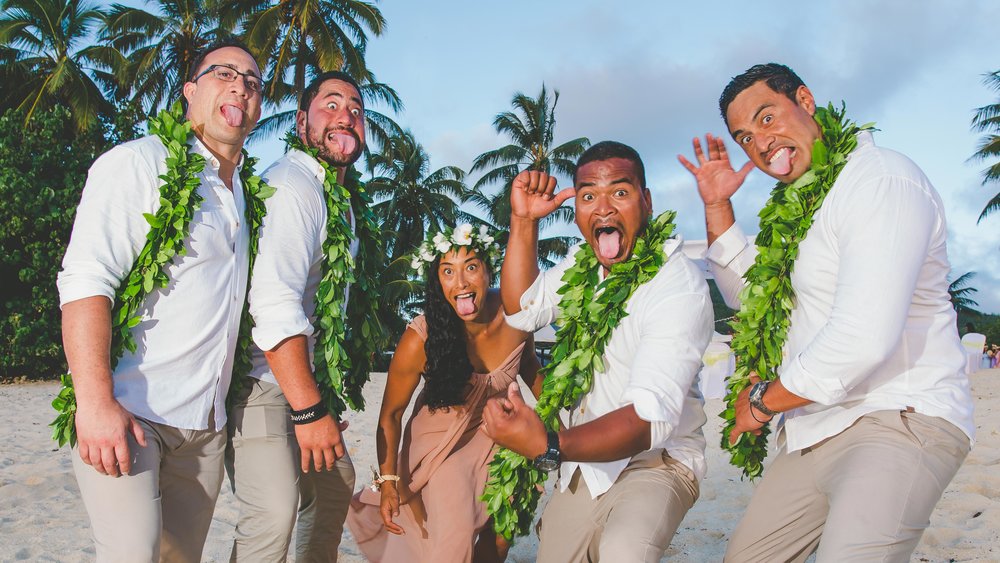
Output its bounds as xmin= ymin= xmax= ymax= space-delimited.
xmin=347 ymin=225 xmax=542 ymax=562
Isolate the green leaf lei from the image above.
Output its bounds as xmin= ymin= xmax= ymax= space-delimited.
xmin=283 ymin=132 xmax=387 ymax=417
xmin=722 ymin=104 xmax=875 ymax=478
xmin=50 ymin=101 xmax=274 ymax=447
xmin=482 ymin=210 xmax=677 ymax=540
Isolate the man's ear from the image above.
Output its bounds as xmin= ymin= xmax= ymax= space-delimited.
xmin=295 ymin=110 xmax=307 ymax=139
xmin=796 ymin=85 xmax=816 ymax=116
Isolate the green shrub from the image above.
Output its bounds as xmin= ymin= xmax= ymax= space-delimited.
xmin=0 ymin=107 xmax=110 ymax=379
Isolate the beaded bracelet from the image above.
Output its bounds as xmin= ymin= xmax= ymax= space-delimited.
xmin=369 ymin=465 xmax=401 ymax=492
xmin=290 ymin=400 xmax=329 ymax=425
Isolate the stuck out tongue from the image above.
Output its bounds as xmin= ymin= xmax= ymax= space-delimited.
xmin=769 ymin=148 xmax=792 ymax=176
xmin=597 ymin=230 xmax=622 ymax=260
xmin=456 ymin=296 xmax=475 ymax=316
xmin=221 ymin=105 xmax=244 ymax=127
xmin=330 ymin=133 xmax=357 ymax=155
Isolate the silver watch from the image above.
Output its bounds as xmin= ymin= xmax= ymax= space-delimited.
xmin=748 ymin=381 xmax=777 ymax=417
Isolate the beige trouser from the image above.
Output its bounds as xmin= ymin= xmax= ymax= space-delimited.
xmin=725 ymin=410 xmax=970 ymax=563
xmin=225 ymin=378 xmax=355 ymax=562
xmin=72 ymin=416 xmax=226 ymax=563
xmin=536 ymin=450 xmax=700 ymax=563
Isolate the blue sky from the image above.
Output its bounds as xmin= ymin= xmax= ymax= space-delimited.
xmin=247 ymin=0 xmax=1000 ymax=313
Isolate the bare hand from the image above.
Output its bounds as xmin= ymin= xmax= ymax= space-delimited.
xmin=295 ymin=415 xmax=349 ymax=473
xmin=76 ymin=397 xmax=147 ymax=477
xmin=728 ymin=373 xmax=772 ymax=446
xmin=678 ymin=134 xmax=754 ymax=207
xmin=380 ymin=482 xmax=404 ymax=535
xmin=510 ymin=170 xmax=576 ymax=222
xmin=482 ymin=382 xmax=547 ymax=458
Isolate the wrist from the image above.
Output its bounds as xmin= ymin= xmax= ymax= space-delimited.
xmin=289 ymin=400 xmax=329 ymax=425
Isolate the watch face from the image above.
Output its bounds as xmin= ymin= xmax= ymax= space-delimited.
xmin=535 ymin=457 xmax=559 ymax=472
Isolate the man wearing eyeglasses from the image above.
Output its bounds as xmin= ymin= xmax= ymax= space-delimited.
xmin=57 ymin=40 xmax=263 ymax=561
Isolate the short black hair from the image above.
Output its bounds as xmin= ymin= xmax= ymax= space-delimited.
xmin=718 ymin=63 xmax=806 ymax=125
xmin=188 ymin=38 xmax=258 ymax=82
xmin=299 ymin=71 xmax=363 ymax=112
xmin=573 ymin=141 xmax=646 ymax=189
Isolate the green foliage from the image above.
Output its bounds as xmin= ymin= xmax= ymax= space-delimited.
xmin=285 ymin=133 xmax=387 ymax=417
xmin=0 ymin=106 xmax=109 ymax=380
xmin=483 ymin=211 xmax=676 ymax=540
xmin=969 ymin=70 xmax=1000 ymax=223
xmin=723 ymin=105 xmax=875 ymax=479
xmin=0 ymin=0 xmax=115 ymax=131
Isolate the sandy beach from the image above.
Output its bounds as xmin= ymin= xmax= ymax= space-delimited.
xmin=2 ymin=369 xmax=997 ymax=562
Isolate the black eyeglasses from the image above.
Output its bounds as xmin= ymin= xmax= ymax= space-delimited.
xmin=193 ymin=64 xmax=263 ymax=94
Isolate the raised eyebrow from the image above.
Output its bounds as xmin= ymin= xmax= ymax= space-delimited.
xmin=731 ymin=102 xmax=775 ymax=140
xmin=322 ymin=91 xmax=363 ymax=108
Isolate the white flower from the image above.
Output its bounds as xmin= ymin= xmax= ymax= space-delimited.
xmin=410 ymin=256 xmax=421 ymax=270
xmin=420 ymin=246 xmax=436 ymax=262
xmin=453 ymin=223 xmax=473 ymax=245
xmin=432 ymin=232 xmax=447 ymax=246
xmin=435 ymin=239 xmax=452 ymax=254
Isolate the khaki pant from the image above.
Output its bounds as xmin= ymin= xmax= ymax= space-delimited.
xmin=225 ymin=379 xmax=355 ymax=562
xmin=725 ymin=410 xmax=970 ymax=563
xmin=536 ymin=450 xmax=699 ymax=563
xmin=72 ymin=416 xmax=226 ymax=563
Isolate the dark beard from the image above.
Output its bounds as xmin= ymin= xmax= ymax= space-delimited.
xmin=305 ymin=119 xmax=364 ymax=167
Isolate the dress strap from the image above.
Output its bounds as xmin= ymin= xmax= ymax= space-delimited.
xmin=406 ymin=315 xmax=428 ymax=341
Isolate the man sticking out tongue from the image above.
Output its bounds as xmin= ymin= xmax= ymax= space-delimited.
xmin=482 ymin=141 xmax=714 ymax=562
xmin=222 ymin=104 xmax=244 ymax=127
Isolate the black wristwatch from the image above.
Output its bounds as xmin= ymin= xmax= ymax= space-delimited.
xmin=533 ymin=431 xmax=561 ymax=472
xmin=748 ymin=381 xmax=777 ymax=418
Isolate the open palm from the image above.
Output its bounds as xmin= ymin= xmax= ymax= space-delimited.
xmin=510 ymin=170 xmax=575 ymax=221
xmin=678 ymin=134 xmax=755 ymax=205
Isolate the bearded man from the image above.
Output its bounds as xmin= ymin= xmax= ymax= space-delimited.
xmin=679 ymin=62 xmax=974 ymax=561
xmin=57 ymin=40 xmax=264 ymax=562
xmin=482 ymin=141 xmax=713 ymax=562
xmin=225 ymin=70 xmax=384 ymax=561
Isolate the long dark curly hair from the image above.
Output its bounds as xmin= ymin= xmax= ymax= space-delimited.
xmin=421 ymin=255 xmax=493 ymax=410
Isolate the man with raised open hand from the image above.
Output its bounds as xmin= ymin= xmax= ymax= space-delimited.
xmin=679 ymin=62 xmax=974 ymax=561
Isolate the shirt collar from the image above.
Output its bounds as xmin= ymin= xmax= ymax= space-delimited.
xmin=289 ymin=147 xmax=327 ymax=183
xmin=190 ymin=135 xmax=245 ymax=173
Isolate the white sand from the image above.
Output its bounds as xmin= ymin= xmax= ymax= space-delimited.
xmin=2 ymin=370 xmax=998 ymax=562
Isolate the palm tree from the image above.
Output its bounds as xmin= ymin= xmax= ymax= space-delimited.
xmin=230 ymin=0 xmax=383 ymax=101
xmin=468 ymin=84 xmax=589 ymax=266
xmin=948 ymin=271 xmax=981 ymax=316
xmin=99 ymin=0 xmax=233 ymax=116
xmin=970 ymin=70 xmax=1000 ymax=223
xmin=368 ymin=129 xmax=476 ymax=262
xmin=0 ymin=0 xmax=115 ymax=131
xmin=224 ymin=0 xmax=402 ymax=150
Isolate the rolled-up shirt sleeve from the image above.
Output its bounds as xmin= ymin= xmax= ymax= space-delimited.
xmin=705 ymin=223 xmax=757 ymax=309
xmin=57 ymin=144 xmax=159 ymax=307
xmin=620 ymin=257 xmax=714 ymax=449
xmin=249 ymin=176 xmax=324 ymax=351
xmin=780 ymin=175 xmax=937 ymax=405
xmin=503 ymin=247 xmax=578 ymax=333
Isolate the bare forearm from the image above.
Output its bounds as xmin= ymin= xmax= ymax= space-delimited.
xmin=375 ymin=416 xmax=402 ymax=474
xmin=558 ymin=405 xmax=651 ymax=463
xmin=500 ymin=217 xmax=540 ymax=315
xmin=705 ymin=200 xmax=736 ymax=247
xmin=62 ymin=296 xmax=115 ymax=404
xmin=264 ymin=335 xmax=322 ymax=411
xmin=763 ymin=379 xmax=812 ymax=413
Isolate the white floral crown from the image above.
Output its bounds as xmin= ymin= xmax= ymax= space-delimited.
xmin=410 ymin=223 xmax=503 ymax=277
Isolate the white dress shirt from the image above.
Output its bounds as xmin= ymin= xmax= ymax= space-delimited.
xmin=506 ymin=236 xmax=713 ymax=498
xmin=248 ymin=149 xmax=357 ymax=384
xmin=58 ymin=135 xmax=249 ymax=431
xmin=707 ymin=131 xmax=975 ymax=453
